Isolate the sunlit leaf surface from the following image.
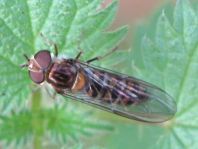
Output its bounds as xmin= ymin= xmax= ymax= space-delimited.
xmin=103 ymin=0 xmax=198 ymax=149
xmin=0 ymin=0 xmax=126 ymax=148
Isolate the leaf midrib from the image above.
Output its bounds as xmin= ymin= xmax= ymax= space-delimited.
xmin=176 ymin=44 xmax=198 ymax=116
xmin=0 ymin=18 xmax=32 ymax=49
xmin=60 ymin=0 xmax=78 ymax=50
xmin=24 ymin=0 xmax=34 ymax=46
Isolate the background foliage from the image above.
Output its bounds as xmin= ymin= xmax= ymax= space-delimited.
xmin=0 ymin=0 xmax=197 ymax=149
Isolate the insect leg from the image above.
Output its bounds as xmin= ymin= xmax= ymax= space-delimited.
xmin=53 ymin=43 xmax=58 ymax=57
xmin=20 ymin=54 xmax=30 ymax=68
xmin=44 ymin=86 xmax=58 ymax=100
xmin=40 ymin=33 xmax=59 ymax=57
xmin=86 ymin=47 xmax=118 ymax=63
xmin=74 ymin=44 xmax=85 ymax=60
xmin=20 ymin=63 xmax=29 ymax=68
xmin=75 ymin=51 xmax=83 ymax=60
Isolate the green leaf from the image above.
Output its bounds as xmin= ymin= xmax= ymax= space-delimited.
xmin=0 ymin=111 xmax=32 ymax=142
xmin=0 ymin=0 xmax=124 ymax=148
xmin=0 ymin=56 xmax=30 ymax=111
xmin=0 ymin=105 xmax=112 ymax=146
xmin=0 ymin=0 xmax=126 ymax=109
xmin=102 ymin=0 xmax=198 ymax=149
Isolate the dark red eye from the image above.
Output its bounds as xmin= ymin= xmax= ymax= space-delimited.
xmin=34 ymin=50 xmax=52 ymax=69
xmin=29 ymin=71 xmax=45 ymax=84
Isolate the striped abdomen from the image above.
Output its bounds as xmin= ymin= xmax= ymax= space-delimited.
xmin=83 ymin=69 xmax=148 ymax=106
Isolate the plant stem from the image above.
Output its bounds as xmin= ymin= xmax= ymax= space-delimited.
xmin=33 ymin=135 xmax=42 ymax=149
xmin=31 ymin=88 xmax=43 ymax=149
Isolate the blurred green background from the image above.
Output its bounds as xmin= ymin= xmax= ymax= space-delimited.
xmin=0 ymin=0 xmax=197 ymax=149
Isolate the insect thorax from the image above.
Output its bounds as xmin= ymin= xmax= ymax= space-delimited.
xmin=47 ymin=59 xmax=79 ymax=89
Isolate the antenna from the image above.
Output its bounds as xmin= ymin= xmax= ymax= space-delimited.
xmin=20 ymin=54 xmax=30 ymax=68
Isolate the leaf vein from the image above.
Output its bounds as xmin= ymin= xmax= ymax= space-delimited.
xmin=172 ymin=129 xmax=187 ymax=148
xmin=60 ymin=0 xmax=77 ymax=50
xmin=24 ymin=0 xmax=35 ymax=45
xmin=37 ymin=0 xmax=53 ymax=37
xmin=0 ymin=18 xmax=32 ymax=49
xmin=176 ymin=43 xmax=198 ymax=108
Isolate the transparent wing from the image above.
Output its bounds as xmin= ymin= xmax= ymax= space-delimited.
xmin=64 ymin=62 xmax=177 ymax=123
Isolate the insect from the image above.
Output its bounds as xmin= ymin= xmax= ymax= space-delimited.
xmin=21 ymin=44 xmax=176 ymax=123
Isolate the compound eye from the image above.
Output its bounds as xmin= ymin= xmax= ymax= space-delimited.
xmin=34 ymin=50 xmax=52 ymax=69
xmin=29 ymin=71 xmax=45 ymax=84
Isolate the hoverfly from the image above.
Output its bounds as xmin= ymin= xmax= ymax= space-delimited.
xmin=21 ymin=44 xmax=176 ymax=123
